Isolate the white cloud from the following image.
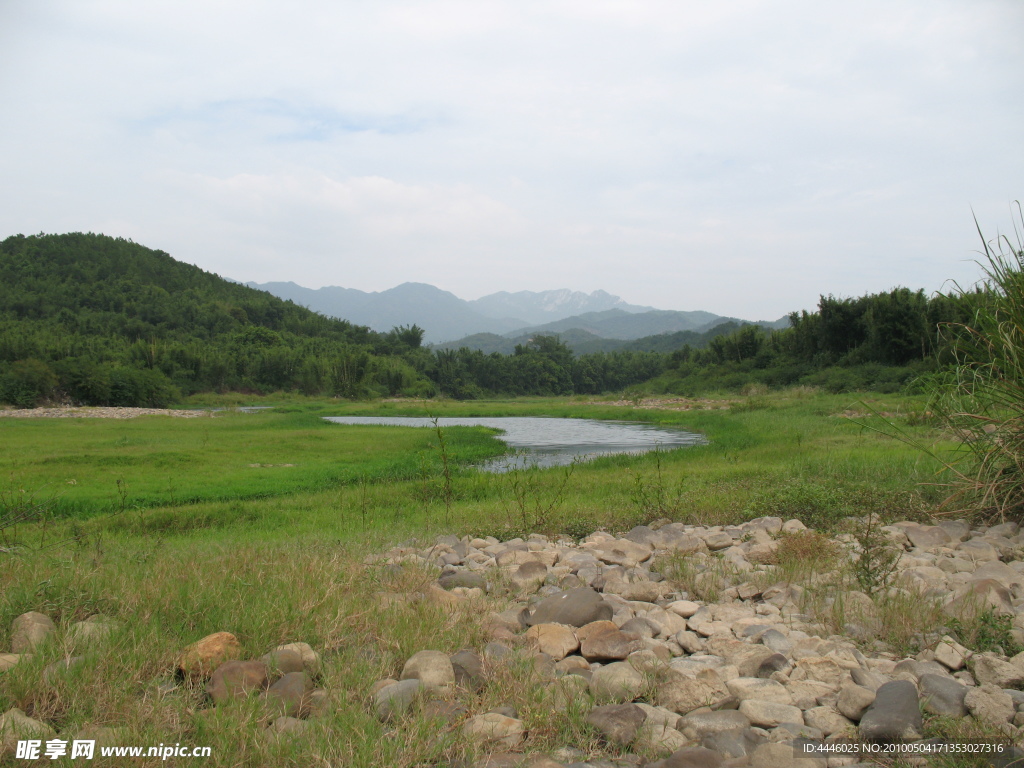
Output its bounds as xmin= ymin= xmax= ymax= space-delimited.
xmin=0 ymin=0 xmax=1021 ymax=318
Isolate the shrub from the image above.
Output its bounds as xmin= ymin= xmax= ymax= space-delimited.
xmin=0 ymin=358 xmax=58 ymax=408
xmin=926 ymin=203 xmax=1024 ymax=519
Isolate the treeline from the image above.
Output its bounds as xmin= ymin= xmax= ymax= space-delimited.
xmin=654 ymin=288 xmax=979 ymax=394
xmin=0 ymin=233 xmax=428 ymax=406
xmin=0 ymin=233 xmax=661 ymax=406
xmin=0 ymin=233 xmax=983 ymax=406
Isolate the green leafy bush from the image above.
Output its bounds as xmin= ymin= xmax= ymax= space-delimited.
xmin=926 ymin=203 xmax=1024 ymax=519
xmin=0 ymin=358 xmax=57 ymax=407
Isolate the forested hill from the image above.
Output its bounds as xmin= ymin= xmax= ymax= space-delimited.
xmin=0 ymin=232 xmax=986 ymax=406
xmin=0 ymin=233 xmax=426 ymax=405
xmin=0 ymin=233 xmax=379 ymax=343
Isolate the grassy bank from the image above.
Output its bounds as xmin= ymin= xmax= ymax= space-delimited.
xmin=0 ymin=390 xmax=961 ymax=766
xmin=3 ymin=390 xmax=950 ymax=546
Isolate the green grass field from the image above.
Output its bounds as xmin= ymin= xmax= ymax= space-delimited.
xmin=0 ymin=390 xmax=969 ymax=767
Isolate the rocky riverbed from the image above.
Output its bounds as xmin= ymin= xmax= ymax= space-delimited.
xmin=4 ymin=516 xmax=1024 ymax=766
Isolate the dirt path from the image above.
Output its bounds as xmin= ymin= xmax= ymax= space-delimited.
xmin=0 ymin=406 xmax=212 ymax=419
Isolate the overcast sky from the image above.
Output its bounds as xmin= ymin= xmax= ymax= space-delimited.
xmin=2 ymin=1 xmax=1022 ymax=319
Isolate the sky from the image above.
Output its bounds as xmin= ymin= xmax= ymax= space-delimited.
xmin=1 ymin=1 xmax=1022 ymax=320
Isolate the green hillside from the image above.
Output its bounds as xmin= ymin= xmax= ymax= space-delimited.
xmin=0 ymin=233 xmax=427 ymax=405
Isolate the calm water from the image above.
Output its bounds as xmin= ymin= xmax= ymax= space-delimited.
xmin=323 ymin=416 xmax=706 ymax=471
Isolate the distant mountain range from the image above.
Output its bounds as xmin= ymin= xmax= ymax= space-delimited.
xmin=243 ymin=280 xmax=787 ymax=346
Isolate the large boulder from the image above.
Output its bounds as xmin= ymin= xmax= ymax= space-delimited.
xmin=525 ymin=587 xmax=612 ymax=628
xmin=858 ymin=681 xmax=923 ymax=743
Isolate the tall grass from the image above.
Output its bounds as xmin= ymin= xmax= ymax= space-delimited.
xmin=927 ymin=203 xmax=1024 ymax=519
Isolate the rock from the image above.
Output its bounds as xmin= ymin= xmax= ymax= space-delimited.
xmin=919 ymin=674 xmax=968 ymax=717
xmin=422 ymin=700 xmax=468 ymax=725
xmin=749 ymin=741 xmax=825 ymax=767
xmin=526 ymin=587 xmax=613 ymax=628
xmin=451 ymin=649 xmax=487 ymax=691
xmin=177 ymin=632 xmax=243 ymax=679
xmin=439 ymin=571 xmax=487 ymax=591
xmin=648 ymin=746 xmax=725 ymax=768
xmin=463 ymin=713 xmax=526 ymax=748
xmin=10 ymin=612 xmax=55 ymax=653
xmin=206 ymin=660 xmax=269 ymax=703
xmin=757 ymin=654 xmax=790 ymax=679
xmin=400 ymin=650 xmax=455 ymax=691
xmin=972 ymin=653 xmax=1024 ymax=688
xmin=273 ymin=642 xmax=321 ymax=675
xmin=677 ymin=709 xmax=749 ymax=739
xmin=586 ymin=703 xmax=647 ymax=746
xmin=582 ymin=538 xmax=654 ymax=568
xmin=667 ymin=601 xmax=701 ymax=618
xmin=738 ymin=699 xmax=803 ymax=728
xmin=658 ymin=670 xmax=731 ymax=715
xmin=802 ymin=706 xmax=854 ymax=737
xmin=261 ymin=648 xmax=305 ymax=675
xmin=590 ymin=661 xmax=645 ymax=703
xmin=964 ymin=683 xmax=1015 ymax=727
xmin=0 ymin=654 xmax=26 ymax=672
xmin=945 ymin=579 xmax=1014 ymax=619
xmin=933 ymin=635 xmax=970 ymax=671
xmin=702 ymin=727 xmax=765 ymax=759
xmin=525 ymin=623 xmax=579 ymax=661
xmin=264 ymin=672 xmax=314 ymax=718
xmin=71 ymin=726 xmax=129 ymax=748
xmin=580 ymin=624 xmax=644 ymax=661
xmin=858 ymin=680 xmax=922 ymax=743
xmin=606 ymin=580 xmax=669 ymax=603
xmin=635 ymin=702 xmax=683 ymax=730
xmin=836 ymin=683 xmax=875 ymax=721
xmin=636 ymin=722 xmax=688 ymax=754
xmin=759 ymin=629 xmax=792 ymax=655
xmin=42 ymin=656 xmax=86 ymax=683
xmin=67 ymin=615 xmax=119 ymax=646
xmin=792 ymin=657 xmax=846 ymax=687
xmin=374 ymin=679 xmax=420 ymax=720
xmin=0 ymin=708 xmax=56 ymax=757
xmin=549 ymin=674 xmax=590 ymax=709
xmin=510 ymin=561 xmax=549 ymax=592
xmin=483 ymin=642 xmax=514 ymax=662
xmin=903 ymin=524 xmax=953 ymax=549
xmin=266 ymin=716 xmax=309 ymax=737
xmin=307 ymin=689 xmax=330 ymax=718
xmin=726 ymin=677 xmax=794 ymax=705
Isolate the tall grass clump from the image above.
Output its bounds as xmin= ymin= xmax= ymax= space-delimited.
xmin=928 ymin=203 xmax=1024 ymax=519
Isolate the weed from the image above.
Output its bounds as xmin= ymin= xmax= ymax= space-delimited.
xmin=629 ymin=447 xmax=685 ymax=520
xmin=769 ymin=530 xmax=844 ymax=584
xmin=949 ymin=608 xmax=1024 ymax=656
xmin=845 ymin=514 xmax=901 ymax=596
xmin=920 ymin=203 xmax=1024 ymax=521
xmin=747 ymin=481 xmax=849 ymax=530
xmin=498 ymin=456 xmax=578 ymax=535
xmin=431 ymin=418 xmax=454 ymax=525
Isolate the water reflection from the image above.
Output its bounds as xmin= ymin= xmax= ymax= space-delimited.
xmin=323 ymin=416 xmax=706 ymax=471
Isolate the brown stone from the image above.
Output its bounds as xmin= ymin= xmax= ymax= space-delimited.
xmin=525 ymin=623 xmax=579 ymax=661
xmin=264 ymin=672 xmax=315 ymax=718
xmin=206 ymin=660 xmax=269 ymax=703
xmin=579 ymin=624 xmax=644 ymax=661
xmin=177 ymin=632 xmax=243 ymax=679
